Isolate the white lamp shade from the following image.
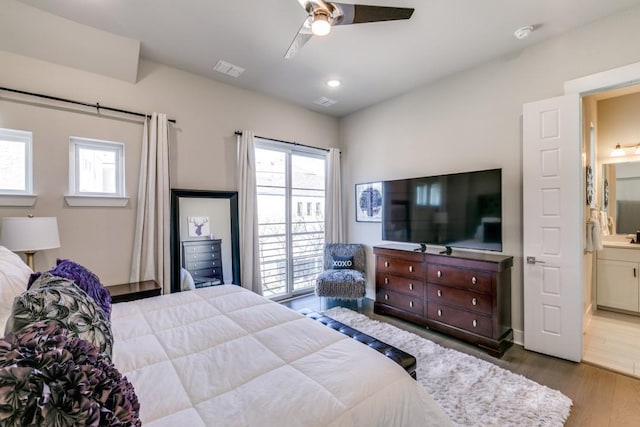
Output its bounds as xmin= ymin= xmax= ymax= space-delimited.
xmin=0 ymin=217 xmax=60 ymax=252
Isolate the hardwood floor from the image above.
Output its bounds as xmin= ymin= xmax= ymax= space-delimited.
xmin=584 ymin=308 xmax=640 ymax=378
xmin=282 ymin=295 xmax=640 ymax=426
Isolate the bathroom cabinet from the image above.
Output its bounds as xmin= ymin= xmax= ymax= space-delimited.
xmin=596 ymin=246 xmax=640 ymax=313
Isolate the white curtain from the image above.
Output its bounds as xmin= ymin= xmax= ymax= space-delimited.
xmin=130 ymin=113 xmax=170 ymax=293
xmin=237 ymin=130 xmax=263 ymax=295
xmin=325 ymin=148 xmax=344 ymax=243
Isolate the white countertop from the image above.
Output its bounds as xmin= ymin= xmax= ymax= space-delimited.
xmin=602 ymin=235 xmax=640 ymax=249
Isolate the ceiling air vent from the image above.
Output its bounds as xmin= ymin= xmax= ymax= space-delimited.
xmin=213 ymin=60 xmax=245 ymax=78
xmin=313 ymin=96 xmax=337 ymax=107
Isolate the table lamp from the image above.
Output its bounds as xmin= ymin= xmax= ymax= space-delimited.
xmin=0 ymin=216 xmax=60 ymax=270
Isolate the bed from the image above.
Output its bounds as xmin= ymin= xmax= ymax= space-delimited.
xmin=0 ymin=246 xmax=451 ymax=426
xmin=111 ymin=285 xmax=451 ymax=426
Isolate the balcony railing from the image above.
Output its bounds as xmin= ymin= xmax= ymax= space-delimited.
xmin=259 ymin=221 xmax=324 ymax=297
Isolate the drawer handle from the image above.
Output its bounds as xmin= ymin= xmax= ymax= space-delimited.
xmin=384 ymin=294 xmax=389 ymax=301
xmin=384 ymin=277 xmax=389 ymax=284
xmin=471 ymin=276 xmax=477 ymax=285
xmin=437 ymin=289 xmax=442 ymax=297
xmin=472 ymin=298 xmax=477 ymax=306
xmin=437 ymin=309 xmax=442 ymax=316
xmin=472 ymin=319 xmax=478 ymax=328
xmin=409 ymin=265 xmax=414 ymax=273
xmin=409 ymin=283 xmax=413 ymax=290
xmin=409 ymin=301 xmax=414 ymax=308
xmin=385 ymin=261 xmax=390 ymax=268
xmin=437 ymin=270 xmax=442 ymax=278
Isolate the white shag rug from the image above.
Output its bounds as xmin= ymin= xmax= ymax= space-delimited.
xmin=325 ymin=307 xmax=572 ymax=427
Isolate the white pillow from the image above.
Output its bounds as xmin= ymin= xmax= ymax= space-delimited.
xmin=0 ymin=245 xmax=33 ymax=332
xmin=180 ymin=267 xmax=195 ymax=291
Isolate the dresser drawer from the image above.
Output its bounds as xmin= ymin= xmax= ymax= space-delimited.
xmin=376 ymin=273 xmax=424 ymax=298
xmin=184 ymin=259 xmax=222 ymax=270
xmin=427 ymin=284 xmax=492 ymax=315
xmin=183 ymin=242 xmax=221 ymax=254
xmin=377 ymin=289 xmax=424 ymax=316
xmin=427 ymin=265 xmax=492 ymax=294
xmin=189 ymin=267 xmax=222 ymax=280
xmin=427 ymin=303 xmax=492 ymax=337
xmin=184 ymin=250 xmax=222 ymax=262
xmin=377 ymin=256 xmax=425 ymax=279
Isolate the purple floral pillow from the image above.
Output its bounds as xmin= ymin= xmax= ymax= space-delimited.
xmin=28 ymin=259 xmax=111 ymax=319
xmin=0 ymin=321 xmax=141 ymax=426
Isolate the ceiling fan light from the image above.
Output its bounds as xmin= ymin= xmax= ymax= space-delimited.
xmin=311 ymin=12 xmax=331 ymax=36
xmin=611 ymin=144 xmax=626 ymax=157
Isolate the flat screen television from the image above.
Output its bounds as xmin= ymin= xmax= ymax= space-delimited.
xmin=382 ymin=168 xmax=502 ymax=252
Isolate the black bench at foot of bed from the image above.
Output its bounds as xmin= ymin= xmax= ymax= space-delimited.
xmin=299 ymin=308 xmax=417 ymax=379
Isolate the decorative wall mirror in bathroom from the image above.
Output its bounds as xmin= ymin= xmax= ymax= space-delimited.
xmin=601 ymin=161 xmax=640 ymax=234
xmin=170 ymin=189 xmax=241 ymax=293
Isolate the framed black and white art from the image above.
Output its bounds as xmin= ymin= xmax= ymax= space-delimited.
xmin=355 ymin=182 xmax=383 ymax=222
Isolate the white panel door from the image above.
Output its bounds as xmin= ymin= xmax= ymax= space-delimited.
xmin=523 ymin=94 xmax=583 ymax=362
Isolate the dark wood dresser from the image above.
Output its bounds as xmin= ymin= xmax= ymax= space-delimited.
xmin=182 ymin=239 xmax=224 ymax=287
xmin=374 ymin=244 xmax=513 ymax=357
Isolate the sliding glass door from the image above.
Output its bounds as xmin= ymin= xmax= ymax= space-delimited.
xmin=255 ymin=139 xmax=326 ymax=299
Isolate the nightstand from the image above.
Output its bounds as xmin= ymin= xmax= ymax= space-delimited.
xmin=108 ymin=280 xmax=161 ymax=303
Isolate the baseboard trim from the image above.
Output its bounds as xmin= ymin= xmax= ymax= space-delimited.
xmin=583 ymin=303 xmax=594 ymax=332
xmin=513 ymin=328 xmax=524 ymax=346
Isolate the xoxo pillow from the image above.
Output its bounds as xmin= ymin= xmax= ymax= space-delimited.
xmin=332 ymin=255 xmax=354 ymax=270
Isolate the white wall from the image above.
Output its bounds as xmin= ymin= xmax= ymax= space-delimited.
xmin=0 ymin=51 xmax=338 ymax=286
xmin=340 ymin=6 xmax=640 ymax=334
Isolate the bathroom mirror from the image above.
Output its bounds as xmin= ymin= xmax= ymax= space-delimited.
xmin=601 ymin=161 xmax=640 ymax=234
xmin=170 ymin=189 xmax=240 ymax=293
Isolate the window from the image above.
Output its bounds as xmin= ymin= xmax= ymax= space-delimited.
xmin=255 ymin=138 xmax=326 ymax=299
xmin=0 ymin=128 xmax=32 ymax=194
xmin=69 ymin=137 xmax=124 ymax=197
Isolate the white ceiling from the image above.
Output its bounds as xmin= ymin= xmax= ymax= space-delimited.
xmin=14 ymin=0 xmax=640 ymax=117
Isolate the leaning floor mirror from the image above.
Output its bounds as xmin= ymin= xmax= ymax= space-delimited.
xmin=170 ymin=189 xmax=241 ymax=293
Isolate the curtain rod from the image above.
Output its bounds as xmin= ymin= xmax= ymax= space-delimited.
xmin=235 ymin=131 xmax=329 ymax=152
xmin=0 ymin=86 xmax=176 ymax=124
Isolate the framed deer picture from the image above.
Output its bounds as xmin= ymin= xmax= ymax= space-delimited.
xmin=188 ymin=216 xmax=210 ymax=237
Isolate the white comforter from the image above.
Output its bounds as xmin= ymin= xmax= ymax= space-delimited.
xmin=111 ymin=285 xmax=451 ymax=426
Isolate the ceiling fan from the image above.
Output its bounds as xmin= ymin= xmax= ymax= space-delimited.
xmin=285 ymin=0 xmax=415 ymax=59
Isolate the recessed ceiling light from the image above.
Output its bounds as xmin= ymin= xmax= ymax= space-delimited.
xmin=514 ymin=25 xmax=534 ymax=40
xmin=327 ymin=79 xmax=341 ymax=88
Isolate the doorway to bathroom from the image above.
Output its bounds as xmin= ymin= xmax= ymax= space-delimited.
xmin=582 ymin=84 xmax=640 ymax=378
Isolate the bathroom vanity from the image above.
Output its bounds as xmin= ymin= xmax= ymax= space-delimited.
xmin=597 ymin=239 xmax=640 ymax=314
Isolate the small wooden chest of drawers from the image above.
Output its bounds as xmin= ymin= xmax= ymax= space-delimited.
xmin=374 ymin=244 xmax=513 ymax=357
xmin=375 ymin=249 xmax=426 ymax=322
xmin=182 ymin=239 xmax=223 ymax=287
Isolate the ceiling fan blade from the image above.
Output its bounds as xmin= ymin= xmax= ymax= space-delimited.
xmin=332 ymin=3 xmax=414 ymax=25
xmin=284 ymin=19 xmax=314 ymax=59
